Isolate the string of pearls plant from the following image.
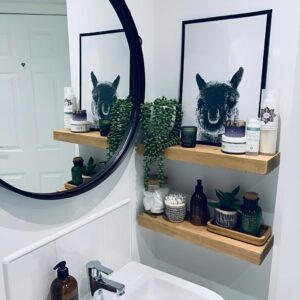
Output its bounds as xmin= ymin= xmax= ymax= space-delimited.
xmin=141 ymin=96 xmax=182 ymax=190
xmin=107 ymin=96 xmax=133 ymax=160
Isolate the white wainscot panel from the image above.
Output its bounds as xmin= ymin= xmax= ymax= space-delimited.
xmin=55 ymin=216 xmax=106 ymax=299
xmin=3 ymin=242 xmax=56 ymax=300
xmin=104 ymin=203 xmax=131 ymax=270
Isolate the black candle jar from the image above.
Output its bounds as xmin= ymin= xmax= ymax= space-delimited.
xmin=181 ymin=126 xmax=197 ymax=148
xmin=99 ymin=119 xmax=111 ymax=136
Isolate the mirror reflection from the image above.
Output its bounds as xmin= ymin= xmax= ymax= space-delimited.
xmin=0 ymin=1 xmax=132 ymax=194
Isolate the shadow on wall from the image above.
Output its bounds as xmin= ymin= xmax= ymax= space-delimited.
xmin=0 ymin=150 xmax=134 ymax=227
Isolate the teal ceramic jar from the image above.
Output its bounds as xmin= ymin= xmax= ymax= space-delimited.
xmin=71 ymin=157 xmax=84 ymax=186
xmin=241 ymin=192 xmax=262 ymax=236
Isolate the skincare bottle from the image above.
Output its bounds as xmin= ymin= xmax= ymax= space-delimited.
xmin=64 ymin=87 xmax=77 ymax=129
xmin=190 ymin=179 xmax=209 ymax=226
xmin=50 ymin=261 xmax=78 ymax=300
xmin=246 ymin=118 xmax=261 ymax=155
xmin=241 ymin=192 xmax=262 ymax=236
xmin=259 ymin=90 xmax=279 ymax=155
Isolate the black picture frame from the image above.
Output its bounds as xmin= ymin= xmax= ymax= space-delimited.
xmin=179 ymin=10 xmax=272 ymax=146
xmin=0 ymin=0 xmax=145 ymax=200
xmin=79 ymin=29 xmax=132 ymax=129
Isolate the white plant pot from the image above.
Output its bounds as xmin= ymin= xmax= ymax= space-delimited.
xmin=214 ymin=208 xmax=238 ymax=229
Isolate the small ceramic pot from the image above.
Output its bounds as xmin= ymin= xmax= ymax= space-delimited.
xmin=214 ymin=208 xmax=238 ymax=229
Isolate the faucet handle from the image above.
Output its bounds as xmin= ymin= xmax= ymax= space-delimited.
xmin=86 ymin=260 xmax=113 ymax=276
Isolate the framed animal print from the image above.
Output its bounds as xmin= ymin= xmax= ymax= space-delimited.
xmin=80 ymin=29 xmax=131 ymax=129
xmin=179 ymin=10 xmax=272 ymax=145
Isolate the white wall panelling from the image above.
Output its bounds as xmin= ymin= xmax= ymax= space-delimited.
xmin=3 ymin=200 xmax=131 ymax=300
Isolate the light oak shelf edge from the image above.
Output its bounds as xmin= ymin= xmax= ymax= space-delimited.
xmin=138 ymin=213 xmax=273 ymax=265
xmin=53 ymin=129 xmax=108 ymax=148
xmin=136 ymin=144 xmax=280 ymax=175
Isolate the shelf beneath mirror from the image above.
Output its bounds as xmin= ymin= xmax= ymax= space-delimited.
xmin=53 ymin=129 xmax=108 ymax=148
xmin=136 ymin=144 xmax=280 ymax=175
xmin=138 ymin=213 xmax=273 ymax=265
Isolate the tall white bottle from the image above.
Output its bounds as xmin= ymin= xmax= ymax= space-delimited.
xmin=64 ymin=87 xmax=77 ymax=129
xmin=259 ymin=90 xmax=279 ymax=155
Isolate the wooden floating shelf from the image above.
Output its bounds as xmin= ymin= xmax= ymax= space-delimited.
xmin=136 ymin=144 xmax=280 ymax=175
xmin=53 ymin=129 xmax=108 ymax=148
xmin=138 ymin=213 xmax=273 ymax=265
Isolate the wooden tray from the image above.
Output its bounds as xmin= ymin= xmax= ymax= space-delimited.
xmin=64 ymin=181 xmax=77 ymax=190
xmin=207 ymin=219 xmax=272 ymax=246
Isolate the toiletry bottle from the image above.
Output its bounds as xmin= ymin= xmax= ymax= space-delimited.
xmin=71 ymin=157 xmax=84 ymax=186
xmin=241 ymin=192 xmax=262 ymax=236
xmin=64 ymin=87 xmax=77 ymax=129
xmin=259 ymin=90 xmax=279 ymax=155
xmin=190 ymin=179 xmax=209 ymax=226
xmin=50 ymin=261 xmax=78 ymax=300
xmin=246 ymin=118 xmax=261 ymax=155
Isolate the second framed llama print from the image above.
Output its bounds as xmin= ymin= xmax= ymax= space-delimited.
xmin=179 ymin=10 xmax=272 ymax=145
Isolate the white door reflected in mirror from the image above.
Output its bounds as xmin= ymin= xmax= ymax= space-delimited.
xmin=0 ymin=11 xmax=75 ymax=193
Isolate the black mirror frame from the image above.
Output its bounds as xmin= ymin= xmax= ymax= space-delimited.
xmin=0 ymin=0 xmax=145 ymax=200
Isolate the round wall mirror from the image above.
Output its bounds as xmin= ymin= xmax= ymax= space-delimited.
xmin=0 ymin=0 xmax=145 ymax=200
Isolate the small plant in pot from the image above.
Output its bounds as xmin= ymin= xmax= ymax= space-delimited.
xmin=208 ymin=186 xmax=241 ymax=229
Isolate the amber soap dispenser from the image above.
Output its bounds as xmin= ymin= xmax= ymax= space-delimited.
xmin=190 ymin=179 xmax=210 ymax=226
xmin=50 ymin=261 xmax=78 ymax=300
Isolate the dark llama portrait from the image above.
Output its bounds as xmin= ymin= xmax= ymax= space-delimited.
xmin=195 ymin=67 xmax=244 ymax=144
xmin=90 ymin=71 xmax=120 ymax=127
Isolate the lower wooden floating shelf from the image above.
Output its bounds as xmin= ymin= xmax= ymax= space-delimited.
xmin=138 ymin=213 xmax=273 ymax=265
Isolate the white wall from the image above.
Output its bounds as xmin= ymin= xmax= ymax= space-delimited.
xmin=1 ymin=0 xmax=300 ymax=299
xmin=129 ymin=1 xmax=300 ymax=300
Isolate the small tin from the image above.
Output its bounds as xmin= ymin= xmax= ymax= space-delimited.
xmin=221 ymin=134 xmax=246 ymax=154
xmin=70 ymin=120 xmax=90 ymax=133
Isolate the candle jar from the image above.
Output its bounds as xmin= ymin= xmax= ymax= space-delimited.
xmin=181 ymin=126 xmax=197 ymax=148
xmin=99 ymin=118 xmax=111 ymax=136
xmin=241 ymin=192 xmax=262 ymax=236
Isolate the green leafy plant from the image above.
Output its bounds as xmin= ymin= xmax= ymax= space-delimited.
xmin=208 ymin=186 xmax=241 ymax=211
xmin=141 ymin=96 xmax=182 ymax=190
xmin=82 ymin=157 xmax=100 ymax=176
xmin=107 ymin=96 xmax=133 ymax=160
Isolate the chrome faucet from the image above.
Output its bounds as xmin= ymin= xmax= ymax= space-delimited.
xmin=86 ymin=260 xmax=125 ymax=300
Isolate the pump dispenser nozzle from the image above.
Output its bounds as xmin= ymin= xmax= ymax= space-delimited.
xmin=53 ymin=261 xmax=69 ymax=280
xmin=51 ymin=261 xmax=78 ymax=299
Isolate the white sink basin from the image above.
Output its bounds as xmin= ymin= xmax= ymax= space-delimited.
xmin=103 ymin=262 xmax=223 ymax=300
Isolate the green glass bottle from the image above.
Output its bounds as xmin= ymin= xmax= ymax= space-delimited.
xmin=71 ymin=157 xmax=84 ymax=186
xmin=241 ymin=192 xmax=262 ymax=236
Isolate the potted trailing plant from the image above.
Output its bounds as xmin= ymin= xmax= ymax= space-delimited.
xmin=208 ymin=186 xmax=241 ymax=229
xmin=107 ymin=96 xmax=133 ymax=160
xmin=82 ymin=157 xmax=100 ymax=177
xmin=141 ymin=96 xmax=182 ymax=190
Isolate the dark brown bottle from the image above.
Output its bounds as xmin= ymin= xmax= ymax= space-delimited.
xmin=190 ymin=179 xmax=209 ymax=226
xmin=50 ymin=261 xmax=78 ymax=300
